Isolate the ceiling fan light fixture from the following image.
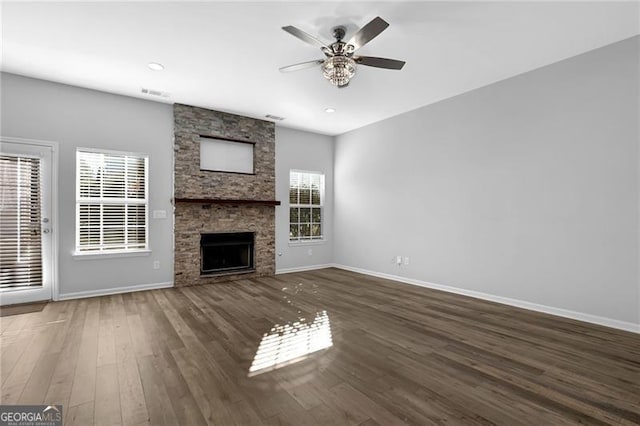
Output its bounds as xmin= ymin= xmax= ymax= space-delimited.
xmin=322 ymin=56 xmax=356 ymax=87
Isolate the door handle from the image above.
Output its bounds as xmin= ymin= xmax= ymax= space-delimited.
xmin=42 ymin=229 xmax=51 ymax=234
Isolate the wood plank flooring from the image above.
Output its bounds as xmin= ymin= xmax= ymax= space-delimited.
xmin=1 ymin=268 xmax=639 ymax=425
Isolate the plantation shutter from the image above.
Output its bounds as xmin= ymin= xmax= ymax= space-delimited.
xmin=76 ymin=150 xmax=148 ymax=252
xmin=0 ymin=155 xmax=43 ymax=288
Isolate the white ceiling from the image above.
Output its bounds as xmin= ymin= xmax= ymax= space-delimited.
xmin=2 ymin=1 xmax=639 ymax=136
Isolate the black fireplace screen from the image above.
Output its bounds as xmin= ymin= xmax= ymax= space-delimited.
xmin=200 ymin=232 xmax=254 ymax=274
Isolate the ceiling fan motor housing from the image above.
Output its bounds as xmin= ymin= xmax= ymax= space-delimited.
xmin=330 ymin=41 xmax=354 ymax=56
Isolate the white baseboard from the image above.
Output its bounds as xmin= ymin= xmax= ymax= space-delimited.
xmin=276 ymin=264 xmax=333 ymax=275
xmin=332 ymin=264 xmax=640 ymax=334
xmin=57 ymin=281 xmax=174 ymax=301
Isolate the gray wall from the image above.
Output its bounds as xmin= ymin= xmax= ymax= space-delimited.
xmin=334 ymin=36 xmax=639 ymax=325
xmin=275 ymin=126 xmax=334 ymax=271
xmin=1 ymin=73 xmax=175 ymax=296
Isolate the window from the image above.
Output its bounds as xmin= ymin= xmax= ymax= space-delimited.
xmin=289 ymin=170 xmax=323 ymax=241
xmin=76 ymin=149 xmax=148 ymax=254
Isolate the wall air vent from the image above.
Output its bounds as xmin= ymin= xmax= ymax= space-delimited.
xmin=265 ymin=114 xmax=285 ymax=121
xmin=141 ymin=88 xmax=170 ymax=98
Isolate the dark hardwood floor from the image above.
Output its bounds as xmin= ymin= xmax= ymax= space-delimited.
xmin=1 ymin=268 xmax=639 ymax=425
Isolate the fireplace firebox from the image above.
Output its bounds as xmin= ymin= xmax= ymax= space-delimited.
xmin=200 ymin=232 xmax=254 ymax=275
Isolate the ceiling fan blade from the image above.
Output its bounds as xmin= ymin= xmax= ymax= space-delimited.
xmin=282 ymin=26 xmax=329 ymax=48
xmin=279 ymin=59 xmax=325 ymax=73
xmin=347 ymin=17 xmax=389 ymax=50
xmin=355 ymin=56 xmax=405 ymax=70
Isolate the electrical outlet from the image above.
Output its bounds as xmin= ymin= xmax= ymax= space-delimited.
xmin=153 ymin=261 xmax=160 ymax=270
xmin=396 ymin=256 xmax=402 ymax=265
xmin=404 ymin=257 xmax=410 ymax=265
xmin=308 ymin=249 xmax=313 ymax=256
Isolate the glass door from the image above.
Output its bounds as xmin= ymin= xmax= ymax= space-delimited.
xmin=0 ymin=139 xmax=55 ymax=305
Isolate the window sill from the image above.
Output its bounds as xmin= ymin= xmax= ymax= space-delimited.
xmin=288 ymin=240 xmax=327 ymax=247
xmin=72 ymin=249 xmax=151 ymax=260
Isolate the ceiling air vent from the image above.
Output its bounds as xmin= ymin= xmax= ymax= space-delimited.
xmin=265 ymin=114 xmax=285 ymax=121
xmin=141 ymin=88 xmax=170 ymax=98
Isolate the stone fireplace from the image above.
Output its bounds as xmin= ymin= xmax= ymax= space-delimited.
xmin=173 ymin=104 xmax=277 ymax=287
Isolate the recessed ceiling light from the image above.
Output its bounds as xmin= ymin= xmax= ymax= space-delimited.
xmin=325 ymin=107 xmax=336 ymax=113
xmin=147 ymin=62 xmax=164 ymax=71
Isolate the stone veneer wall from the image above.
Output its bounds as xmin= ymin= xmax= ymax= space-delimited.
xmin=173 ymin=104 xmax=276 ymax=287
xmin=174 ymin=103 xmax=275 ymax=200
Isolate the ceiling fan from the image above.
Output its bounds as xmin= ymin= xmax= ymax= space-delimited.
xmin=279 ymin=16 xmax=406 ymax=88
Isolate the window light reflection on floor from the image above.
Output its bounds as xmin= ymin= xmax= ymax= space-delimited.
xmin=248 ymin=310 xmax=333 ymax=377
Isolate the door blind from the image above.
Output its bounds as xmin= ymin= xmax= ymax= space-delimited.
xmin=0 ymin=155 xmax=43 ymax=288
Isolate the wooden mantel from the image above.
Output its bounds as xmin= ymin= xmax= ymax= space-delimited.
xmin=173 ymin=198 xmax=281 ymax=206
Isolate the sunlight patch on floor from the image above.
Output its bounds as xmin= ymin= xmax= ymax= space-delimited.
xmin=248 ymin=310 xmax=332 ymax=377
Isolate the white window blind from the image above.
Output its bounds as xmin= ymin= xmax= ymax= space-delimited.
xmin=76 ymin=150 xmax=148 ymax=253
xmin=289 ymin=171 xmax=324 ymax=241
xmin=0 ymin=155 xmax=43 ymax=287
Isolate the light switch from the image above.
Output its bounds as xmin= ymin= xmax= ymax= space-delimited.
xmin=152 ymin=210 xmax=167 ymax=219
